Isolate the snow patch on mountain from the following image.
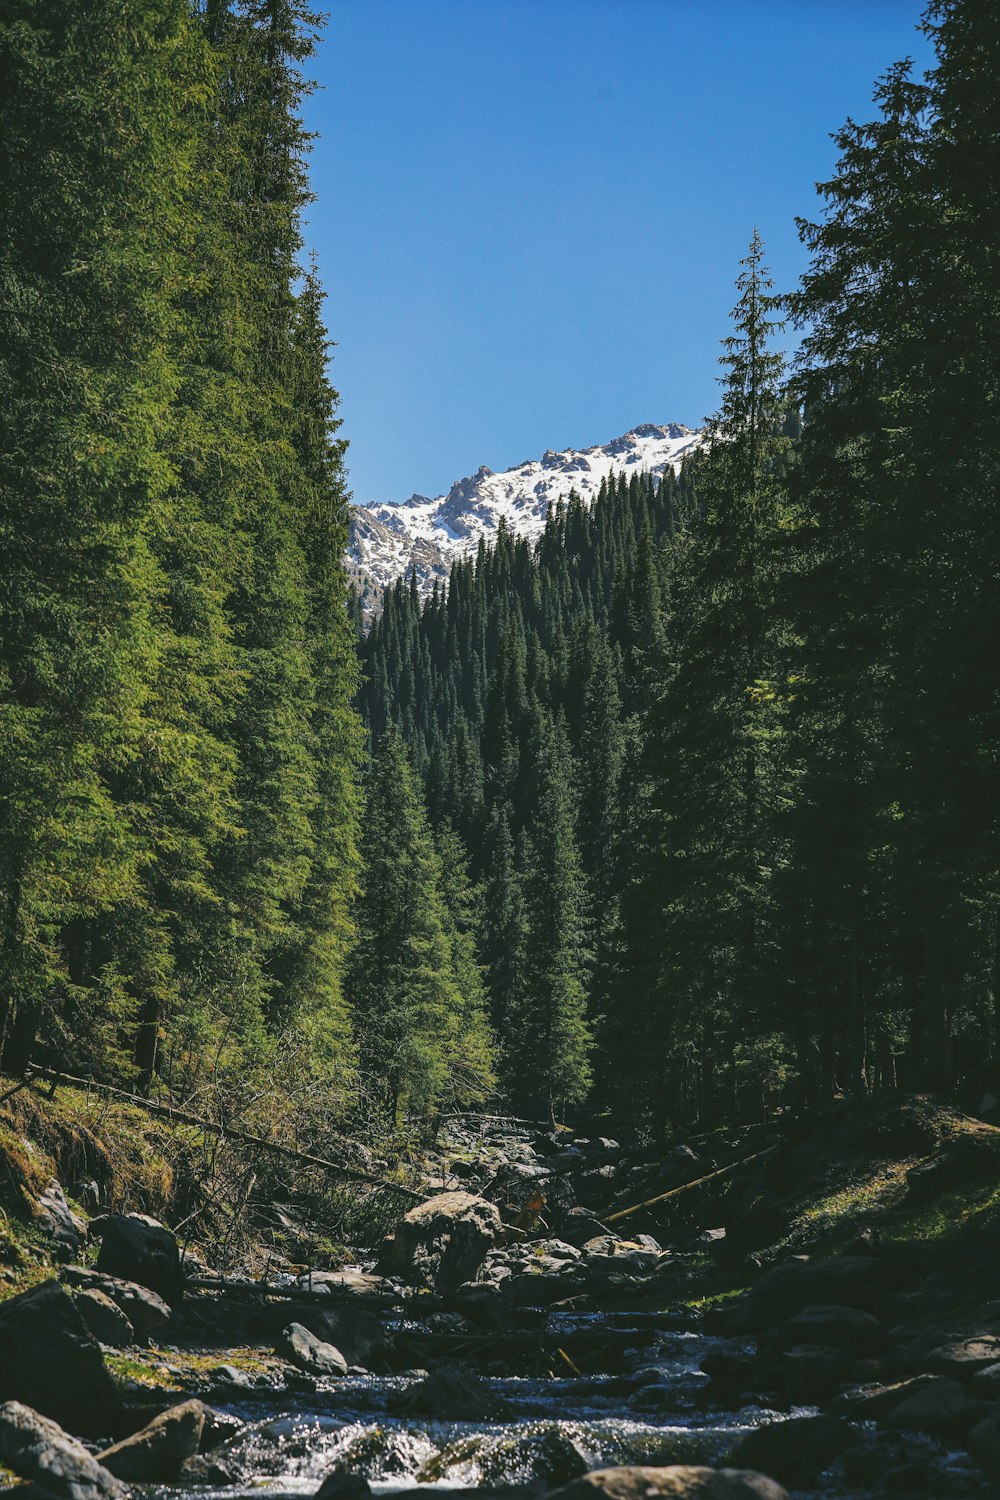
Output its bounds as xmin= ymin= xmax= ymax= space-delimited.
xmin=347 ymin=422 xmax=703 ymax=613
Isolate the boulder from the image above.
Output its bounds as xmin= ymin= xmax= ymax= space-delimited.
xmin=316 ymin=1467 xmax=373 ymax=1500
xmin=99 ymin=1399 xmax=206 ymax=1482
xmin=766 ymin=1345 xmax=853 ymax=1400
xmin=292 ymin=1268 xmax=385 ymax=1299
xmin=559 ymin=1208 xmax=614 ymax=1247
xmin=276 ymin=1322 xmax=348 ymax=1376
xmin=418 ymin=1423 xmax=588 ymax=1487
xmin=765 ymin=1304 xmax=886 ymax=1355
xmin=926 ymin=1335 xmax=1000 ymax=1379
xmin=700 ymin=1347 xmax=760 ymax=1394
xmin=62 ymin=1266 xmax=172 ymax=1337
xmin=35 ymin=1181 xmax=87 ymax=1257
xmin=0 ymin=1280 xmax=122 ymax=1437
xmin=880 ymin=1375 xmax=987 ymax=1438
xmin=727 ymin=1416 xmax=858 ymax=1488
xmin=732 ymin=1256 xmax=887 ymax=1332
xmin=200 ymin=1406 xmax=244 ymax=1450
xmin=0 ymin=1401 xmax=124 ymax=1500
xmin=548 ymin=1466 xmax=789 ymax=1500
xmin=453 ymin=1282 xmax=510 ymax=1330
xmin=254 ymin=1303 xmax=389 ymax=1368
xmin=390 ymin=1366 xmax=514 ymax=1422
xmin=313 ymin=1305 xmax=389 ymax=1368
xmin=971 ymin=1362 xmax=1000 ymax=1397
xmin=379 ymin=1192 xmax=501 ymax=1291
xmin=205 ymin=1364 xmax=254 ymax=1391
xmin=93 ymin=1212 xmax=183 ymax=1304
xmin=968 ymin=1406 xmax=1000 ymax=1482
xmin=833 ymin=1373 xmax=941 ymax=1419
xmin=507 ymin=1271 xmax=585 ymax=1307
xmin=74 ymin=1289 xmax=135 ymax=1349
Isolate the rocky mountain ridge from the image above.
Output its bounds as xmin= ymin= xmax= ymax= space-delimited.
xmin=347 ymin=422 xmax=703 ymax=615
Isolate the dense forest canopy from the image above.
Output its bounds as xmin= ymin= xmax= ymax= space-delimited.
xmin=0 ymin=0 xmax=998 ymax=1148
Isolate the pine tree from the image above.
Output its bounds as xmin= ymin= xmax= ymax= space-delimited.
xmin=516 ymin=716 xmax=592 ymax=1119
xmin=348 ymin=731 xmax=484 ymax=1126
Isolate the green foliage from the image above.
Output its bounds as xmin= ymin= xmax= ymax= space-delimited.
xmin=364 ymin=0 xmax=1000 ymax=1139
xmin=0 ymin=0 xmax=362 ymax=1113
xmin=348 ymin=731 xmax=492 ymax=1126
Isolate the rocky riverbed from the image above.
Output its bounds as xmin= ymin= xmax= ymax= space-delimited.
xmin=3 ymin=1105 xmax=1000 ymax=1500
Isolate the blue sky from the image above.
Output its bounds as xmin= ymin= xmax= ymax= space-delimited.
xmin=303 ymin=0 xmax=933 ymax=505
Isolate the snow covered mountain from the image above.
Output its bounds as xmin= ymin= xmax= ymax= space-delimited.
xmin=347 ymin=422 xmax=703 ymax=614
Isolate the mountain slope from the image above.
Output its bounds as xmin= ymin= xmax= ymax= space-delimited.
xmin=347 ymin=423 xmax=702 ymax=610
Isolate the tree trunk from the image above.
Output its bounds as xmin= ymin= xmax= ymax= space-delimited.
xmin=699 ymin=1014 xmax=715 ymax=1128
xmin=2 ymin=997 xmax=42 ymax=1078
xmin=845 ymin=917 xmax=869 ymax=1095
xmin=923 ymin=921 xmax=952 ymax=1092
xmin=133 ymin=994 xmax=161 ymax=1095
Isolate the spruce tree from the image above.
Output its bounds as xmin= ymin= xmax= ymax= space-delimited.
xmin=517 ymin=716 xmax=592 ymax=1119
xmin=349 ymin=731 xmax=487 ymax=1126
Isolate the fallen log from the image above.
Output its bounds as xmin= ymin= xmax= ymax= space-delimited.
xmin=605 ymin=1145 xmax=777 ymax=1224
xmin=25 ymin=1065 xmax=424 ymax=1201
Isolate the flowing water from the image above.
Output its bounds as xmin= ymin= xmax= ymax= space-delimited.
xmin=152 ymin=1312 xmax=808 ymax=1500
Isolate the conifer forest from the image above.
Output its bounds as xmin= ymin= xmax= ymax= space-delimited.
xmin=1 ymin=0 xmax=999 ymax=1158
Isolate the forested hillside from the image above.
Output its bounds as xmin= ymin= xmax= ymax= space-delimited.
xmin=0 ymin=0 xmax=362 ymax=1114
xmin=1 ymin=0 xmax=998 ymax=1159
xmin=359 ymin=0 xmax=1000 ymax=1140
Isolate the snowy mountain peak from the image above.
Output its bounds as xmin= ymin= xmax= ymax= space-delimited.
xmin=347 ymin=422 xmax=703 ymax=616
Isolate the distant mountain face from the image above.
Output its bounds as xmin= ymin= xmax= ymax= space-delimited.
xmin=346 ymin=423 xmax=703 ymax=613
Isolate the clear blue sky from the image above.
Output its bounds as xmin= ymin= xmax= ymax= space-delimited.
xmin=303 ymin=0 xmax=932 ymax=505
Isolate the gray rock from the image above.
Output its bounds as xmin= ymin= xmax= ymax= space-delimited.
xmin=419 ymin=1423 xmax=588 ymax=1487
xmin=548 ymin=1466 xmax=790 ymax=1500
xmin=765 ymin=1303 xmax=886 ymax=1355
xmin=767 ymin=1344 xmax=853 ymax=1399
xmin=316 ymin=1466 xmax=373 ymax=1499
xmin=93 ymin=1212 xmax=183 ymax=1304
xmin=74 ymin=1289 xmax=135 ymax=1348
xmin=726 ymin=1416 xmax=858 ymax=1488
xmin=968 ymin=1405 xmax=1000 ymax=1481
xmin=292 ymin=1268 xmax=384 ymax=1298
xmin=833 ymin=1372 xmax=942 ymax=1418
xmin=200 ymin=1406 xmax=244 ymax=1450
xmin=971 ymin=1362 xmax=1000 ymax=1397
xmin=700 ymin=1347 xmax=759 ymax=1393
xmin=533 ymin=1238 xmax=583 ymax=1262
xmin=206 ymin=1364 xmax=254 ymax=1389
xmin=0 ymin=1280 xmax=121 ymax=1437
xmin=276 ymin=1322 xmax=348 ymax=1376
xmin=881 ymin=1375 xmax=988 ymax=1438
xmin=257 ymin=1302 xmax=389 ymax=1368
xmin=732 ymin=1256 xmax=887 ymax=1332
xmin=309 ymin=1306 xmax=389 ymax=1366
xmin=927 ymin=1335 xmax=1000 ymax=1378
xmin=0 ymin=1401 xmax=124 ymax=1500
xmin=454 ymin=1282 xmax=510 ymax=1329
xmin=62 ymin=1266 xmax=172 ymax=1337
xmin=558 ymin=1209 xmax=613 ymax=1247
xmin=99 ymin=1399 xmax=206 ymax=1481
xmin=379 ymin=1191 xmax=501 ymax=1292
xmin=35 ymin=1181 xmax=87 ymax=1256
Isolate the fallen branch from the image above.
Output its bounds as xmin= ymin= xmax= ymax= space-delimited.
xmin=25 ymin=1065 xmax=424 ymax=1201
xmin=605 ymin=1145 xmax=777 ymax=1224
